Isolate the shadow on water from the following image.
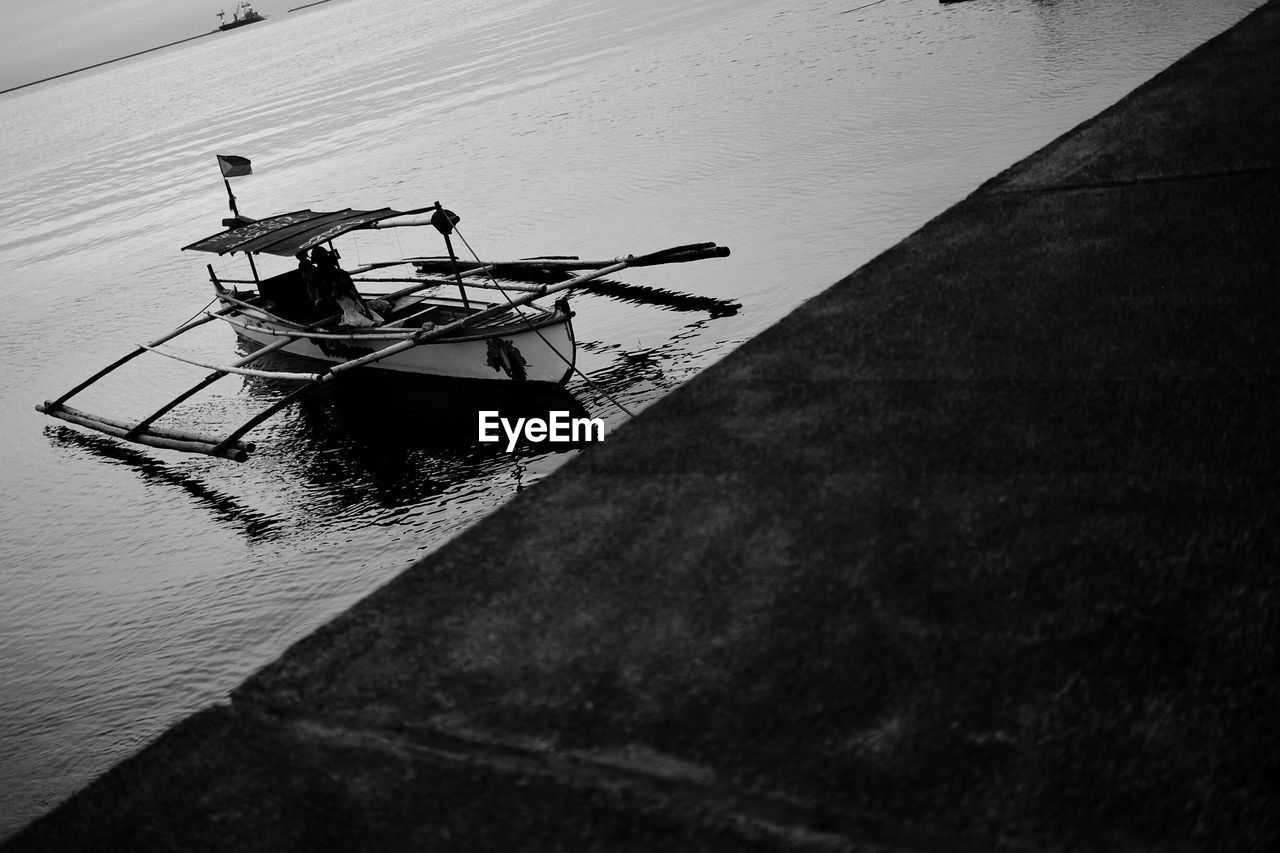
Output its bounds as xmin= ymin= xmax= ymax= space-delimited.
xmin=237 ymin=346 xmax=597 ymax=450
xmin=430 ymin=268 xmax=742 ymax=317
xmin=319 ymin=372 xmax=595 ymax=450
xmin=232 ymin=352 xmax=602 ymax=500
xmin=45 ymin=426 xmax=286 ymax=541
xmin=580 ymin=278 xmax=741 ymax=318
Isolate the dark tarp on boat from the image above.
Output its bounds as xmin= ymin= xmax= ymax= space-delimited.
xmin=182 ymin=207 xmax=431 ymax=257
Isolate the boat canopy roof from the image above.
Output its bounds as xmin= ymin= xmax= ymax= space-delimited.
xmin=183 ymin=207 xmax=431 ymax=257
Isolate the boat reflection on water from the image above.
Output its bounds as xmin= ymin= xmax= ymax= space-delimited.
xmin=580 ymin=278 xmax=740 ymax=319
xmin=45 ymin=426 xmax=287 ymax=541
xmin=234 ymin=344 xmax=601 ymax=502
xmin=239 ymin=344 xmax=598 ymax=453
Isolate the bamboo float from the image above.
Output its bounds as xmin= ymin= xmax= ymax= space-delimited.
xmin=36 ymin=403 xmax=254 ymax=462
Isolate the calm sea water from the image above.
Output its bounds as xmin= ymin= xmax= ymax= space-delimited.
xmin=0 ymin=0 xmax=1262 ymax=836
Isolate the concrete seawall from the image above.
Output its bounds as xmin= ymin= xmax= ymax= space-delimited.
xmin=8 ymin=2 xmax=1279 ymax=850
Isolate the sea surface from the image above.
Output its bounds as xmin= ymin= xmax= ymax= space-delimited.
xmin=0 ymin=0 xmax=1262 ymax=837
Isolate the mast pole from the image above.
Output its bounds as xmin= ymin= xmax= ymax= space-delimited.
xmin=222 ymin=177 xmax=259 ymax=283
xmin=431 ymin=202 xmax=471 ymax=311
xmin=216 ymin=156 xmax=257 ymax=283
xmin=224 ymin=178 xmax=239 ymax=217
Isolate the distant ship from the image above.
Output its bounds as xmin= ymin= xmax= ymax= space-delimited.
xmin=216 ymin=2 xmax=265 ymax=31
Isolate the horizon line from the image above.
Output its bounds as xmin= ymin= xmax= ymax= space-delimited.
xmin=0 ymin=31 xmax=219 ymax=97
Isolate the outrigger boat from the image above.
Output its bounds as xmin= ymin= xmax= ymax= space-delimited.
xmin=36 ymin=156 xmax=729 ymax=462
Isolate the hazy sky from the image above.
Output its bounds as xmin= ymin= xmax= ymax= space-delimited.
xmin=0 ymin=0 xmax=288 ymax=90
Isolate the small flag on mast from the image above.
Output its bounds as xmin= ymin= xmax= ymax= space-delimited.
xmin=216 ymin=154 xmax=252 ymax=178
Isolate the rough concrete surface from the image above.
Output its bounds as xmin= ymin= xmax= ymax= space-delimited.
xmin=8 ymin=3 xmax=1279 ymax=851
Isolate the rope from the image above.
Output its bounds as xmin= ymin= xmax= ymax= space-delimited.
xmin=451 ymin=226 xmax=637 ymax=419
xmin=183 ymin=296 xmax=220 ymax=328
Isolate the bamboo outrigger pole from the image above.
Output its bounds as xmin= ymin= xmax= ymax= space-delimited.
xmin=41 ymin=403 xmax=255 ymax=461
xmin=40 ymin=307 xmax=237 ymax=411
xmin=381 ymin=263 xmax=498 ymax=302
xmin=126 ymin=335 xmax=305 ymax=439
xmin=34 ymin=306 xmax=285 ymax=461
xmin=409 ymin=248 xmax=729 ymax=275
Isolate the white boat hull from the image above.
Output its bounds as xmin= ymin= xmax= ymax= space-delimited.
xmin=224 ymin=295 xmax=577 ymax=385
